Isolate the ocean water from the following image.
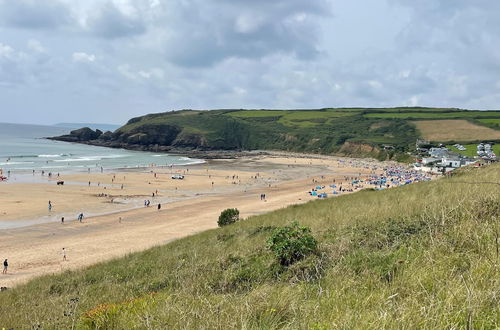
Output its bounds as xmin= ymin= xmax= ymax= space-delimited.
xmin=0 ymin=122 xmax=203 ymax=174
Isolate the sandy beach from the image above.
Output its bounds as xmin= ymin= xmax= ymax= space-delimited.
xmin=0 ymin=153 xmax=425 ymax=287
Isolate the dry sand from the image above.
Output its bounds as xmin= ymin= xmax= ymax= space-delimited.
xmin=0 ymin=153 xmax=387 ymax=287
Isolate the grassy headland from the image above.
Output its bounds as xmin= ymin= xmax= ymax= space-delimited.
xmin=50 ymin=108 xmax=500 ymax=161
xmin=0 ymin=163 xmax=498 ymax=328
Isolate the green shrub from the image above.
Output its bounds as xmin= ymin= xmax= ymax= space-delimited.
xmin=218 ymin=208 xmax=240 ymax=227
xmin=267 ymin=222 xmax=318 ymax=266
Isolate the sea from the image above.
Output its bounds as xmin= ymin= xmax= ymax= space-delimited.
xmin=0 ymin=122 xmax=203 ymax=175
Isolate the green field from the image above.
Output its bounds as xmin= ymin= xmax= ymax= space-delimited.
xmin=447 ymin=143 xmax=500 ymax=157
xmin=478 ymin=118 xmax=500 ymax=124
xmin=226 ymin=110 xmax=287 ymax=118
xmin=365 ymin=111 xmax=500 ymax=119
xmin=1 ymin=164 xmax=499 ymax=328
xmin=228 ymin=109 xmax=360 ymax=127
xmin=477 ymin=118 xmax=500 ymax=130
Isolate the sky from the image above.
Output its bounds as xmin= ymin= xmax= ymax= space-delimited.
xmin=0 ymin=0 xmax=499 ymax=125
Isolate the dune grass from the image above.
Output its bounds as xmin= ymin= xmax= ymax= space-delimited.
xmin=0 ymin=164 xmax=499 ymax=328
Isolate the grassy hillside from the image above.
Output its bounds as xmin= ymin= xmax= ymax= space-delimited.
xmin=53 ymin=108 xmax=500 ymax=160
xmin=1 ymin=164 xmax=499 ymax=328
xmin=82 ymin=107 xmax=500 ymax=158
xmin=114 ymin=108 xmax=419 ymax=157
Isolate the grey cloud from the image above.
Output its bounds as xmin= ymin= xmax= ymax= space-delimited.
xmin=159 ymin=0 xmax=330 ymax=67
xmin=387 ymin=0 xmax=500 ymax=107
xmin=0 ymin=0 xmax=71 ymax=29
xmin=86 ymin=2 xmax=147 ymax=39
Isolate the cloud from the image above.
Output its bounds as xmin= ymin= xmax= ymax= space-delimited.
xmin=72 ymin=52 xmax=96 ymax=63
xmin=386 ymin=0 xmax=500 ymax=106
xmin=2 ymin=0 xmax=500 ymax=125
xmin=158 ymin=0 xmax=330 ymax=67
xmin=85 ymin=2 xmax=147 ymax=39
xmin=1 ymin=0 xmax=330 ymax=67
xmin=27 ymin=39 xmax=46 ymax=53
xmin=0 ymin=0 xmax=71 ymax=29
xmin=0 ymin=43 xmax=18 ymax=60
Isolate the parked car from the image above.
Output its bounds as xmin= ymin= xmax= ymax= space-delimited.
xmin=171 ymin=174 xmax=184 ymax=179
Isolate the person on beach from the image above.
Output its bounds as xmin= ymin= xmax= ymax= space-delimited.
xmin=158 ymin=203 xmax=161 ymax=210
xmin=48 ymin=201 xmax=52 ymax=212
xmin=2 ymin=259 xmax=7 ymax=274
xmin=62 ymin=248 xmax=67 ymax=261
xmin=61 ymin=217 xmax=64 ymax=224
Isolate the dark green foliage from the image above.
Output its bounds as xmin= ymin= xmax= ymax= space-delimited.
xmin=218 ymin=208 xmax=240 ymax=227
xmin=267 ymin=222 xmax=318 ymax=266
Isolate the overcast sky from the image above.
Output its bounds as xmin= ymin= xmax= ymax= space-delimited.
xmin=1 ymin=0 xmax=499 ymax=125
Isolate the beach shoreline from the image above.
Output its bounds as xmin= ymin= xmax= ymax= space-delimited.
xmin=0 ymin=152 xmax=430 ymax=288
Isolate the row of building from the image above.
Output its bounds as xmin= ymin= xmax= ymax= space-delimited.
xmin=414 ymin=147 xmax=476 ymax=174
xmin=413 ymin=140 xmax=497 ymax=174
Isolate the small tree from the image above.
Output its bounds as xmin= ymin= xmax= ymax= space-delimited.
xmin=267 ymin=222 xmax=317 ymax=266
xmin=218 ymin=208 xmax=240 ymax=227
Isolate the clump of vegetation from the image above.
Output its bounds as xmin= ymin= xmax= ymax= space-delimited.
xmin=267 ymin=222 xmax=318 ymax=266
xmin=218 ymin=208 xmax=240 ymax=227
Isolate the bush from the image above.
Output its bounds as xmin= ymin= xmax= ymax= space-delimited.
xmin=267 ymin=222 xmax=318 ymax=266
xmin=218 ymin=208 xmax=240 ymax=227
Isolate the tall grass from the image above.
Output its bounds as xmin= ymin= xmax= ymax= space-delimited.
xmin=0 ymin=164 xmax=499 ymax=328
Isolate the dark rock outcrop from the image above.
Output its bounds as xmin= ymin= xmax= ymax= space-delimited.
xmin=98 ymin=131 xmax=114 ymax=141
xmin=49 ymin=127 xmax=103 ymax=142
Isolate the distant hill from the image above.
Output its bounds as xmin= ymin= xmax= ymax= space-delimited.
xmin=54 ymin=123 xmax=121 ymax=132
xmin=49 ymin=108 xmax=500 ymax=160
